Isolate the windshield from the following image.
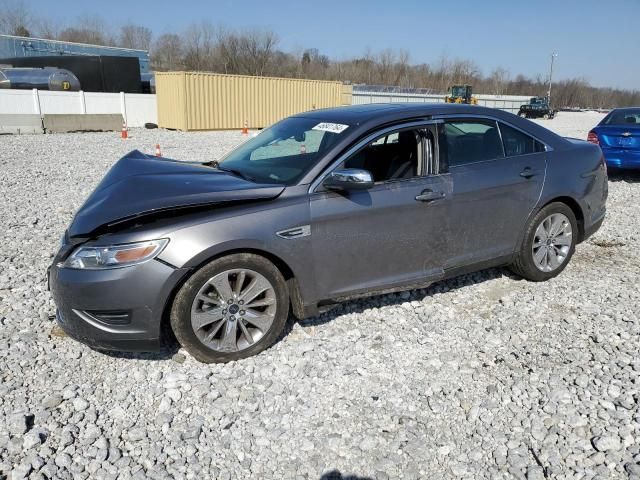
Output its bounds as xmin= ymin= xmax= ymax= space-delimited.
xmin=218 ymin=117 xmax=349 ymax=185
xmin=451 ymin=86 xmax=467 ymax=97
xmin=602 ymin=108 xmax=640 ymax=126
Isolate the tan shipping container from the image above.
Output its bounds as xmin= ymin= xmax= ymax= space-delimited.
xmin=156 ymin=72 xmax=353 ymax=131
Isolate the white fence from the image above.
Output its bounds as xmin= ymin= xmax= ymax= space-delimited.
xmin=352 ymin=91 xmax=532 ymax=113
xmin=0 ymin=88 xmax=529 ymax=129
xmin=0 ymin=89 xmax=157 ymax=127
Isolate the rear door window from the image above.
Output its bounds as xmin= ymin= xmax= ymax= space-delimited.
xmin=499 ymin=123 xmax=545 ymax=156
xmin=442 ymin=120 xmax=504 ymax=167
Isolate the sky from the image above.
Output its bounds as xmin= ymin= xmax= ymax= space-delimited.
xmin=24 ymin=0 xmax=640 ymax=90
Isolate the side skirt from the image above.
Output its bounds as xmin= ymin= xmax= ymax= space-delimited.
xmin=442 ymin=254 xmax=513 ymax=281
xmin=302 ymin=255 xmax=514 ymax=317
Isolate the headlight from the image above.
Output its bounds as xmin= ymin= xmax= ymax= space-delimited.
xmin=62 ymin=239 xmax=169 ymax=270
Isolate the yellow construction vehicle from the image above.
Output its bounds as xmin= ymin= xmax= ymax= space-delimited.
xmin=445 ymin=85 xmax=478 ymax=105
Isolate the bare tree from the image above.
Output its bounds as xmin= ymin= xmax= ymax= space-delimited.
xmin=216 ymin=29 xmax=278 ymax=76
xmin=182 ymin=21 xmax=217 ymax=71
xmin=57 ymin=15 xmax=112 ymax=46
xmin=433 ymin=54 xmax=452 ymax=93
xmin=297 ymin=48 xmax=330 ymax=79
xmin=488 ymin=67 xmax=510 ymax=95
xmin=373 ymin=49 xmax=410 ymax=86
xmin=450 ymin=59 xmax=480 ymax=85
xmin=119 ymin=24 xmax=152 ymax=51
xmin=151 ymin=33 xmax=184 ymax=71
xmin=243 ymin=30 xmax=278 ymax=76
xmin=0 ymin=0 xmax=32 ymax=36
xmin=34 ymin=17 xmax=62 ymax=39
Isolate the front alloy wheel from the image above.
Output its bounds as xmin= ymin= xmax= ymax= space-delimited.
xmin=171 ymin=254 xmax=289 ymax=363
xmin=191 ymin=269 xmax=277 ymax=353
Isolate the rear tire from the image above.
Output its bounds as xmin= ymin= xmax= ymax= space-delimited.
xmin=170 ymin=253 xmax=289 ymax=363
xmin=510 ymin=202 xmax=578 ymax=282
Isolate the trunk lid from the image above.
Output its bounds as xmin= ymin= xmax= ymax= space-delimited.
xmin=68 ymin=150 xmax=285 ymax=237
xmin=594 ymin=125 xmax=640 ymax=150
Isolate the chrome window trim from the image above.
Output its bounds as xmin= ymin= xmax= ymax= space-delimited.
xmin=446 ymin=148 xmax=546 ymax=170
xmin=434 ymin=113 xmax=554 ymax=153
xmin=447 ymin=157 xmax=505 ymax=170
xmin=495 ymin=119 xmax=507 ymax=157
xmin=308 ymin=119 xmax=442 ymax=194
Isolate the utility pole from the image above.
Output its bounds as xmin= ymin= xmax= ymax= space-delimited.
xmin=547 ymin=52 xmax=558 ymax=103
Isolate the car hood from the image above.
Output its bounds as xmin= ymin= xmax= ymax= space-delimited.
xmin=68 ymin=150 xmax=285 ymax=237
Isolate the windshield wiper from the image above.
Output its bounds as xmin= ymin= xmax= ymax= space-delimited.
xmin=216 ymin=165 xmax=256 ymax=183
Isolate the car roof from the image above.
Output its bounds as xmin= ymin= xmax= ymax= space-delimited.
xmin=293 ymin=103 xmax=489 ymax=124
xmin=611 ymin=107 xmax=640 ymax=113
xmin=293 ymin=103 xmax=569 ymax=149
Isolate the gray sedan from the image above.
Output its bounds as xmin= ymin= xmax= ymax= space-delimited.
xmin=49 ymin=104 xmax=608 ymax=362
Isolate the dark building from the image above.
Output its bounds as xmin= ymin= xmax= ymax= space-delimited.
xmin=0 ymin=55 xmax=143 ymax=93
xmin=0 ymin=34 xmax=150 ymax=73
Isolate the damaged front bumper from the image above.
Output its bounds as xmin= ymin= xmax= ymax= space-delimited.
xmin=49 ymin=257 xmax=189 ymax=352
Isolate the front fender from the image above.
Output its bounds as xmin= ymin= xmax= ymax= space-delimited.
xmin=156 ymin=195 xmax=318 ymax=310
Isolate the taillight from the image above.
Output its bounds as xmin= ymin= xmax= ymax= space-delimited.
xmin=587 ymin=131 xmax=599 ymax=145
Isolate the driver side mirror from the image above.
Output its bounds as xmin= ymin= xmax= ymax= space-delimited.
xmin=323 ymin=169 xmax=374 ymax=191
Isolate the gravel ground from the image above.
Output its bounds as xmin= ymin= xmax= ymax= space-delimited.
xmin=530 ymin=111 xmax=606 ymax=139
xmin=0 ymin=113 xmax=639 ymax=480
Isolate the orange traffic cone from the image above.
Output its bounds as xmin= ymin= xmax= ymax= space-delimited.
xmin=241 ymin=120 xmax=248 ymax=135
xmin=155 ymin=144 xmax=162 ymax=157
xmin=121 ymin=122 xmax=128 ymax=139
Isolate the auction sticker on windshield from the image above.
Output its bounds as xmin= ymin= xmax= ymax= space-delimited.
xmin=312 ymin=122 xmax=349 ymax=134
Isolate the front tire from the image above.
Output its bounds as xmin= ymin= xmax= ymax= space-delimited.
xmin=170 ymin=253 xmax=289 ymax=363
xmin=510 ymin=202 xmax=578 ymax=281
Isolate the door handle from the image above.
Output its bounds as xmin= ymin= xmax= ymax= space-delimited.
xmin=415 ymin=190 xmax=445 ymax=202
xmin=520 ymin=167 xmax=536 ymax=179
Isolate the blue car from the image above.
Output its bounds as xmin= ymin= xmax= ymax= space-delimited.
xmin=588 ymin=108 xmax=640 ymax=169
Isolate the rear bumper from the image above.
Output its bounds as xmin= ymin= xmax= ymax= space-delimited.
xmin=602 ymin=148 xmax=640 ymax=169
xmin=49 ymin=259 xmax=189 ymax=352
xmin=584 ymin=209 xmax=606 ymax=241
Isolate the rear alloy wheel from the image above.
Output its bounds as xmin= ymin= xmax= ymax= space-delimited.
xmin=531 ymin=213 xmax=572 ymax=272
xmin=510 ymin=202 xmax=578 ymax=281
xmin=171 ymin=254 xmax=289 ymax=363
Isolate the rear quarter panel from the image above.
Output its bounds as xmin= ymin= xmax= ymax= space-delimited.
xmin=538 ymin=140 xmax=607 ymax=239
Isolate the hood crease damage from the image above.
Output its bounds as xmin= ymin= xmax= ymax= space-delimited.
xmin=68 ymin=150 xmax=285 ymax=238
